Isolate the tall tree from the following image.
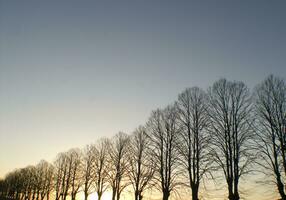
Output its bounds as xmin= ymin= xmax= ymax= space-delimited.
xmin=23 ymin=166 xmax=37 ymax=200
xmin=94 ymin=139 xmax=110 ymax=200
xmin=82 ymin=144 xmax=96 ymax=200
xmin=54 ymin=151 xmax=73 ymax=200
xmin=253 ymin=75 xmax=286 ymax=200
xmin=128 ymin=126 xmax=155 ymax=200
xmin=44 ymin=163 xmax=54 ymax=200
xmin=176 ymin=87 xmax=211 ymax=200
xmin=208 ymin=79 xmax=253 ymax=200
xmin=69 ymin=149 xmax=83 ymax=200
xmin=35 ymin=160 xmax=54 ymax=200
xmin=108 ymin=132 xmax=130 ymax=200
xmin=146 ymin=105 xmax=181 ymax=200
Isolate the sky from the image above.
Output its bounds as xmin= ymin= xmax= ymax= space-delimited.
xmin=0 ymin=0 xmax=285 ymax=198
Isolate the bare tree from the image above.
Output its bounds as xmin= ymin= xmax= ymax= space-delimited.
xmin=128 ymin=126 xmax=155 ymax=200
xmin=107 ymin=132 xmax=130 ymax=200
xmin=5 ymin=169 xmax=23 ymax=200
xmin=3 ymin=166 xmax=38 ymax=200
xmin=0 ymin=179 xmax=7 ymax=197
xmin=35 ymin=163 xmax=42 ymax=200
xmin=36 ymin=160 xmax=54 ymax=200
xmin=82 ymin=144 xmax=96 ymax=200
xmin=0 ymin=179 xmax=7 ymax=198
xmin=62 ymin=150 xmax=79 ymax=200
xmin=208 ymin=79 xmax=253 ymax=200
xmin=54 ymin=152 xmax=72 ymax=200
xmin=23 ymin=166 xmax=36 ymax=200
xmin=54 ymin=153 xmax=65 ymax=200
xmin=146 ymin=105 xmax=181 ymax=200
xmin=69 ymin=149 xmax=83 ymax=200
xmin=32 ymin=165 xmax=41 ymax=200
xmin=253 ymin=75 xmax=286 ymax=200
xmin=44 ymin=164 xmax=54 ymax=200
xmin=176 ymin=87 xmax=211 ymax=200
xmin=94 ymin=139 xmax=110 ymax=200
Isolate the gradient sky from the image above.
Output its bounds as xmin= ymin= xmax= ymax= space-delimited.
xmin=0 ymin=1 xmax=285 ymax=197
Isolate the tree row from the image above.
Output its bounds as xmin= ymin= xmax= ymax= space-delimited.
xmin=1 ymin=75 xmax=285 ymax=200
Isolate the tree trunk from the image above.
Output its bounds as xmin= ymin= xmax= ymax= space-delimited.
xmin=47 ymin=192 xmax=50 ymax=200
xmin=134 ymin=190 xmax=138 ymax=200
xmin=273 ymin=131 xmax=286 ymax=200
xmin=135 ymin=189 xmax=143 ymax=200
xmin=63 ymin=193 xmax=67 ymax=200
xmin=162 ymin=190 xmax=170 ymax=200
xmin=232 ymin=193 xmax=239 ymax=200
xmin=71 ymin=194 xmax=75 ymax=200
xmin=116 ymin=190 xmax=120 ymax=200
xmin=98 ymin=192 xmax=102 ymax=200
xmin=36 ymin=191 xmax=39 ymax=200
xmin=276 ymin=175 xmax=286 ymax=200
xmin=31 ymin=191 xmax=35 ymax=200
xmin=227 ymin=180 xmax=234 ymax=200
xmin=84 ymin=191 xmax=89 ymax=200
xmin=16 ymin=191 xmax=20 ymax=200
xmin=191 ymin=184 xmax=199 ymax=200
xmin=233 ymin=178 xmax=239 ymax=200
xmin=20 ymin=193 xmax=25 ymax=200
xmin=112 ymin=188 xmax=116 ymax=200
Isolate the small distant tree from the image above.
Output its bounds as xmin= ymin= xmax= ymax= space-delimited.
xmin=0 ymin=179 xmax=7 ymax=197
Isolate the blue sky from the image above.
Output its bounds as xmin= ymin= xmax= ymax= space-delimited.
xmin=0 ymin=0 xmax=285 ymax=183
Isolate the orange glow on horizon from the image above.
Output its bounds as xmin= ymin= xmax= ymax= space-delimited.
xmin=77 ymin=191 xmax=113 ymax=200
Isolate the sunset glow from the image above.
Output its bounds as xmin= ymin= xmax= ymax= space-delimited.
xmin=0 ymin=1 xmax=286 ymax=200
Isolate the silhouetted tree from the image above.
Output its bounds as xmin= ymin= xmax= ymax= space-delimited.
xmin=253 ymin=75 xmax=286 ymax=200
xmin=82 ymin=144 xmax=96 ymax=200
xmin=128 ymin=126 xmax=155 ymax=200
xmin=45 ymin=164 xmax=54 ymax=200
xmin=54 ymin=153 xmax=64 ymax=200
xmin=94 ymin=139 xmax=110 ymax=200
xmin=208 ymin=79 xmax=253 ymax=200
xmin=54 ymin=152 xmax=72 ymax=200
xmin=0 ymin=179 xmax=7 ymax=197
xmin=21 ymin=166 xmax=36 ymax=200
xmin=146 ymin=105 xmax=181 ymax=200
xmin=5 ymin=169 xmax=26 ymax=200
xmin=33 ymin=163 xmax=41 ymax=200
xmin=176 ymin=87 xmax=211 ymax=200
xmin=69 ymin=149 xmax=82 ymax=200
xmin=36 ymin=160 xmax=54 ymax=200
xmin=3 ymin=74 xmax=286 ymax=200
xmin=0 ymin=179 xmax=8 ymax=198
xmin=108 ymin=132 xmax=130 ymax=200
